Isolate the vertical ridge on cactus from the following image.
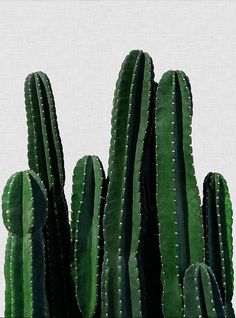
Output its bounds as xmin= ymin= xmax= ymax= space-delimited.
xmin=2 ymin=170 xmax=48 ymax=318
xmin=183 ymin=262 xmax=226 ymax=317
xmin=24 ymin=72 xmax=78 ymax=317
xmin=203 ymin=172 xmax=235 ymax=317
xmin=71 ymin=155 xmax=106 ymax=318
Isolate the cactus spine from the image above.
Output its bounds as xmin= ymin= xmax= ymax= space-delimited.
xmin=183 ymin=262 xmax=225 ymax=317
xmin=24 ymin=72 xmax=78 ymax=317
xmin=71 ymin=155 xmax=106 ymax=318
xmin=155 ymin=70 xmax=204 ymax=316
xmin=2 ymin=170 xmax=48 ymax=318
xmin=102 ymin=50 xmax=155 ymax=318
xmin=203 ymin=172 xmax=234 ymax=317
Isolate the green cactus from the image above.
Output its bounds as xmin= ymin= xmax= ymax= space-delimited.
xmin=2 ymin=170 xmax=48 ymax=318
xmin=183 ymin=262 xmax=226 ymax=317
xmin=71 ymin=155 xmax=106 ymax=318
xmin=203 ymin=172 xmax=234 ymax=317
xmin=24 ymin=72 xmax=78 ymax=317
xmin=155 ymin=70 xmax=205 ymax=317
xmin=2 ymin=51 xmax=235 ymax=318
xmin=102 ymin=49 xmax=156 ymax=318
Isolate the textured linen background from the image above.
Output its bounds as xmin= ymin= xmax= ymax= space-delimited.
xmin=0 ymin=1 xmax=236 ymax=315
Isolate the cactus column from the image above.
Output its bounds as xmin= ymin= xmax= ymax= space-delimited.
xmin=203 ymin=172 xmax=235 ymax=317
xmin=71 ymin=155 xmax=106 ymax=318
xmin=155 ymin=70 xmax=204 ymax=317
xmin=102 ymin=50 xmax=155 ymax=318
xmin=25 ymin=72 xmax=78 ymax=317
xmin=2 ymin=170 xmax=48 ymax=318
xmin=184 ymin=262 xmax=225 ymax=317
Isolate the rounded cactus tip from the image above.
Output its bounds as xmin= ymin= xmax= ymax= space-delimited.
xmin=24 ymin=71 xmax=49 ymax=85
xmin=2 ymin=170 xmax=48 ymax=236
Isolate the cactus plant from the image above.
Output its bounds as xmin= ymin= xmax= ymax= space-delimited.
xmin=155 ymin=70 xmax=205 ymax=317
xmin=1 ymin=50 xmax=235 ymax=318
xmin=203 ymin=172 xmax=234 ymax=317
xmin=24 ymin=72 xmax=78 ymax=317
xmin=183 ymin=262 xmax=225 ymax=317
xmin=102 ymin=49 xmax=156 ymax=318
xmin=71 ymin=155 xmax=106 ymax=318
xmin=2 ymin=170 xmax=48 ymax=318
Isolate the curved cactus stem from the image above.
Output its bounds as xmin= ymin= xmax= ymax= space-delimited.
xmin=155 ymin=70 xmax=204 ymax=317
xmin=203 ymin=172 xmax=235 ymax=317
xmin=103 ymin=50 xmax=155 ymax=318
xmin=71 ymin=155 xmax=106 ymax=318
xmin=2 ymin=170 xmax=48 ymax=318
xmin=184 ymin=263 xmax=226 ymax=317
xmin=25 ymin=72 xmax=78 ymax=317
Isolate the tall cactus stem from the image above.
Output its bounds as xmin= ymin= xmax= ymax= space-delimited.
xmin=155 ymin=70 xmax=204 ymax=317
xmin=25 ymin=72 xmax=78 ymax=317
xmin=103 ymin=50 xmax=155 ymax=318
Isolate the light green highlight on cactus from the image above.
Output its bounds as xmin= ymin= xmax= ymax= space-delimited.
xmin=2 ymin=170 xmax=48 ymax=318
xmin=71 ymin=155 xmax=105 ymax=318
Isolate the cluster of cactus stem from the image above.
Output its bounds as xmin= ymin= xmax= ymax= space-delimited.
xmin=2 ymin=50 xmax=234 ymax=317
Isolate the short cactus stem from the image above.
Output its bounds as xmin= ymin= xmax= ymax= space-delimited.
xmin=183 ymin=262 xmax=226 ymax=317
xmin=203 ymin=172 xmax=235 ymax=317
xmin=2 ymin=170 xmax=48 ymax=318
xmin=71 ymin=155 xmax=106 ymax=318
xmin=155 ymin=70 xmax=204 ymax=317
xmin=102 ymin=50 xmax=155 ymax=318
xmin=24 ymin=72 xmax=78 ymax=317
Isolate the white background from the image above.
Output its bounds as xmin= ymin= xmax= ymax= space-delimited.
xmin=0 ymin=1 xmax=236 ymax=315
